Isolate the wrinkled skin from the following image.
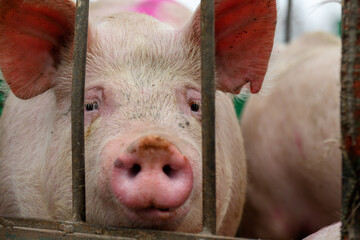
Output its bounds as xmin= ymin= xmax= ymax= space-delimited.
xmin=0 ymin=0 xmax=276 ymax=236
xmin=239 ymin=32 xmax=341 ymax=239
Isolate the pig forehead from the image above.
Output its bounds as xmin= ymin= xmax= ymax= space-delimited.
xmin=92 ymin=13 xmax=189 ymax=57
xmin=88 ymin=14 xmax=201 ymax=87
xmin=86 ymin=61 xmax=200 ymax=96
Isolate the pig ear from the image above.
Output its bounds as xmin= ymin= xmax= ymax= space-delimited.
xmin=185 ymin=0 xmax=277 ymax=94
xmin=0 ymin=0 xmax=76 ymax=99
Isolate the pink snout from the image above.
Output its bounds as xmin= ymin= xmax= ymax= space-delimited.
xmin=110 ymin=135 xmax=193 ymax=221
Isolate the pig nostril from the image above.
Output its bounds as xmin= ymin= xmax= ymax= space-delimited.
xmin=129 ymin=164 xmax=141 ymax=177
xmin=162 ymin=165 xmax=174 ymax=177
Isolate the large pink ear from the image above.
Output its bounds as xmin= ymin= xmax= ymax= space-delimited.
xmin=185 ymin=0 xmax=277 ymax=94
xmin=0 ymin=0 xmax=76 ymax=99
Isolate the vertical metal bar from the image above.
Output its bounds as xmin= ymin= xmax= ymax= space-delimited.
xmin=201 ymin=0 xmax=216 ymax=235
xmin=71 ymin=0 xmax=90 ymax=222
xmin=341 ymin=0 xmax=360 ymax=239
xmin=285 ymin=0 xmax=292 ymax=43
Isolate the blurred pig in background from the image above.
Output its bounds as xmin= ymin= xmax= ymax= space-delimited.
xmin=89 ymin=0 xmax=192 ymax=28
xmin=239 ymin=32 xmax=341 ymax=239
xmin=304 ymin=222 xmax=341 ymax=240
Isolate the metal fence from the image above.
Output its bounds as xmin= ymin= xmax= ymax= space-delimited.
xmin=0 ymin=0 xmax=359 ymax=239
xmin=340 ymin=0 xmax=360 ymax=239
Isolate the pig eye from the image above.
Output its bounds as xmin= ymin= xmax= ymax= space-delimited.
xmin=181 ymin=88 xmax=201 ymax=120
xmin=190 ymin=101 xmax=200 ymax=112
xmin=189 ymin=100 xmax=201 ymax=121
xmin=85 ymin=101 xmax=99 ymax=112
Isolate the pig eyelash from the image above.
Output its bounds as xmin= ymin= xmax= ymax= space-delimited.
xmin=84 ymin=100 xmax=99 ymax=112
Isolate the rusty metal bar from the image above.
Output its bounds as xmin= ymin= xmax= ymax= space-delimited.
xmin=340 ymin=0 xmax=360 ymax=239
xmin=71 ymin=0 xmax=90 ymax=222
xmin=285 ymin=0 xmax=292 ymax=43
xmin=0 ymin=217 xmax=246 ymax=240
xmin=201 ymin=0 xmax=216 ymax=235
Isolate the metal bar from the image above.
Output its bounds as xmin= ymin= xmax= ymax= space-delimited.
xmin=71 ymin=0 xmax=90 ymax=222
xmin=201 ymin=0 xmax=216 ymax=235
xmin=340 ymin=0 xmax=360 ymax=239
xmin=285 ymin=0 xmax=292 ymax=43
xmin=0 ymin=217 xmax=247 ymax=240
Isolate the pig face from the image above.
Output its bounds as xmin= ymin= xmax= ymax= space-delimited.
xmin=0 ymin=0 xmax=276 ymax=235
xmin=51 ymin=15 xmax=205 ymax=231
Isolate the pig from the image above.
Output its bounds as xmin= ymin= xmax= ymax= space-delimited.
xmin=303 ymin=222 xmax=341 ymax=240
xmin=0 ymin=0 xmax=277 ymax=236
xmin=89 ymin=0 xmax=193 ymax=28
xmin=239 ymin=32 xmax=342 ymax=239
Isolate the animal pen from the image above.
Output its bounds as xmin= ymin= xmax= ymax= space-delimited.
xmin=0 ymin=0 xmax=359 ymax=239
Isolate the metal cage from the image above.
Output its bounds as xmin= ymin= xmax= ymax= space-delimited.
xmin=0 ymin=0 xmax=359 ymax=239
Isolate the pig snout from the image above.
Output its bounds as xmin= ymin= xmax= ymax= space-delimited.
xmin=110 ymin=135 xmax=193 ymax=221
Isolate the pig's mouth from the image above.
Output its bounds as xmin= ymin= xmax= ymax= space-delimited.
xmin=122 ymin=204 xmax=190 ymax=227
xmin=135 ymin=206 xmax=173 ymax=220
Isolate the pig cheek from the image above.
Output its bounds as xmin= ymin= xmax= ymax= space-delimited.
xmin=176 ymin=145 xmax=202 ymax=230
xmin=96 ymin=141 xmax=126 ymax=199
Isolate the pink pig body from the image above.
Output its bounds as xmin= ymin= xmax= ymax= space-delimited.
xmin=239 ymin=32 xmax=341 ymax=239
xmin=0 ymin=0 xmax=276 ymax=236
xmin=304 ymin=222 xmax=340 ymax=240
xmin=89 ymin=0 xmax=193 ymax=28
